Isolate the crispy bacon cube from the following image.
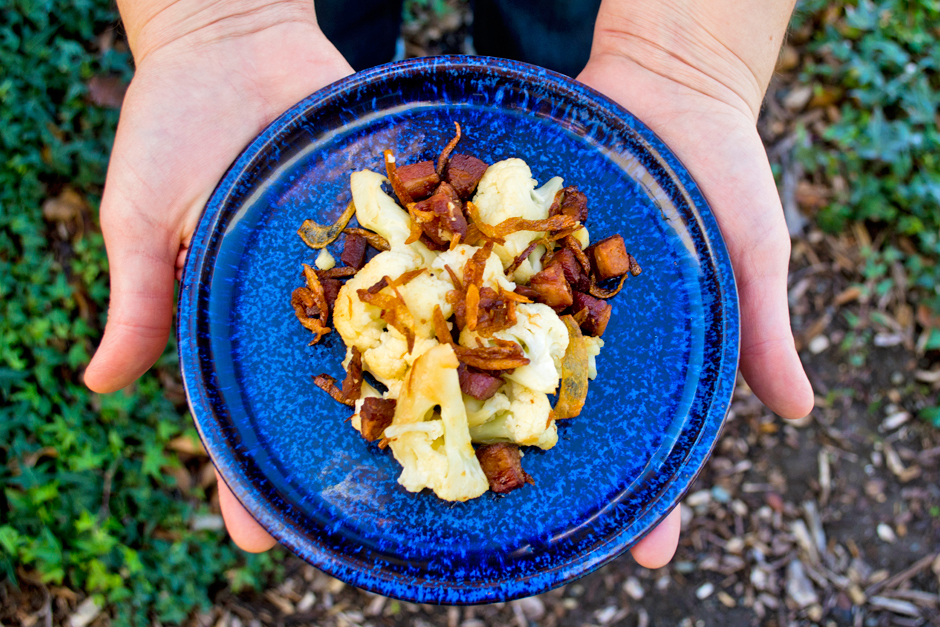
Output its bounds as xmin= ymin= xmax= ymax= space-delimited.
xmin=587 ymin=234 xmax=630 ymax=280
xmin=475 ymin=443 xmax=533 ymax=494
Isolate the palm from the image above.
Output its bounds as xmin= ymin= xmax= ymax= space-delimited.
xmin=85 ymin=23 xmax=352 ymax=393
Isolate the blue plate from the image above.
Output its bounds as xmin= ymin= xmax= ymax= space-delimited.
xmin=178 ymin=56 xmax=739 ymax=604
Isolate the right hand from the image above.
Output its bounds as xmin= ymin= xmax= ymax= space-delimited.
xmin=84 ymin=0 xmax=354 ymax=552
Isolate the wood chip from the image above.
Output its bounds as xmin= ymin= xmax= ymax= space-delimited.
xmin=868 ymin=596 xmax=920 ymax=617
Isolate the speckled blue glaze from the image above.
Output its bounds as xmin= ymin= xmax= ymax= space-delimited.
xmin=178 ymin=56 xmax=739 ymax=604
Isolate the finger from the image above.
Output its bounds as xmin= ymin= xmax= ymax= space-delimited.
xmin=630 ymin=506 xmax=681 ymax=569
xmin=736 ymin=240 xmax=815 ymax=420
xmin=84 ymin=203 xmax=178 ymax=393
xmin=216 ymin=470 xmax=278 ymax=553
xmin=708 ymin=134 xmax=814 ymax=420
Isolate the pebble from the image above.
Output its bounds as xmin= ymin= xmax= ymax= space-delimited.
xmin=877 ymin=523 xmax=897 ymax=543
xmin=623 ymin=577 xmax=645 ymax=600
xmin=711 ymin=485 xmax=731 ymax=503
xmin=686 ymin=490 xmax=711 ymax=508
xmin=717 ymin=591 xmax=736 ymax=608
xmin=786 ymin=560 xmax=819 ymax=608
xmin=696 ymin=583 xmax=715 ymax=600
xmin=513 ymin=596 xmax=544 ymax=621
xmin=595 ymin=606 xmax=618 ymax=625
xmin=725 ymin=537 xmax=745 ymax=554
xmin=808 ymin=335 xmax=830 ymax=354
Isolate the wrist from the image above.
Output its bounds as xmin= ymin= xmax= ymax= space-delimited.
xmin=118 ymin=0 xmax=319 ymax=63
xmin=589 ymin=0 xmax=795 ymax=121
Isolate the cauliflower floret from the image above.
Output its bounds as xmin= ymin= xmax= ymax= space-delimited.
xmin=460 ymin=302 xmax=569 ymax=394
xmin=362 ymin=331 xmax=439 ymax=399
xmin=472 ymin=160 xmax=560 ymax=273
xmin=386 ymin=344 xmax=488 ymax=501
xmin=468 ymin=381 xmax=557 ymax=449
xmin=333 ymin=247 xmax=424 ymax=352
xmin=394 ymin=271 xmax=455 ymax=339
xmin=463 ymin=390 xmax=512 ymax=428
xmin=584 ymin=336 xmax=605 ymax=380
xmin=350 ymin=170 xmax=413 ymax=248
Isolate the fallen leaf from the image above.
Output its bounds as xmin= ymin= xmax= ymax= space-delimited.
xmin=87 ymin=75 xmax=127 ymax=109
xmin=42 ymin=188 xmax=85 ymax=222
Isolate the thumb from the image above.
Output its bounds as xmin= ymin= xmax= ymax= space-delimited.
xmin=85 ymin=200 xmax=178 ymax=393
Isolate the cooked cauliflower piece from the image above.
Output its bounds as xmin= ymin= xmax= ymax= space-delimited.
xmin=333 ymin=247 xmax=423 ymax=353
xmin=386 ymin=344 xmax=488 ymax=501
xmin=460 ymin=302 xmax=569 ymax=394
xmin=584 ymin=336 xmax=605 ymax=380
xmin=464 ymin=391 xmax=512 ymax=428
xmin=468 ymin=381 xmax=557 ymax=449
xmin=350 ymin=170 xmax=413 ymax=248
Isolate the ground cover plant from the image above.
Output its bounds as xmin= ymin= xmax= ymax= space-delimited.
xmin=0 ymin=1 xmax=280 ymax=624
xmin=1 ymin=0 xmax=938 ymax=624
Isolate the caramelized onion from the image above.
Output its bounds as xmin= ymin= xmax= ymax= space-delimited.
xmin=298 ymin=201 xmax=357 ymax=250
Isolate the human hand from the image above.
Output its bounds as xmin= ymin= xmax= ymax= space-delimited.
xmin=579 ymin=0 xmax=814 ymax=568
xmin=84 ymin=0 xmax=353 ymax=552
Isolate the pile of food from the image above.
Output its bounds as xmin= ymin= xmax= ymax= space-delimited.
xmin=291 ymin=124 xmax=640 ymax=502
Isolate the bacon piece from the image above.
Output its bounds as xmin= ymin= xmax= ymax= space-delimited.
xmin=572 ymin=290 xmax=612 ymax=337
xmin=340 ymin=346 xmax=363 ymax=403
xmin=458 ymin=364 xmax=504 ymax=400
xmin=360 ymin=397 xmax=397 ymax=441
xmin=312 ymin=374 xmax=353 ymax=406
xmin=321 ymin=278 xmax=342 ymax=318
xmin=412 ymin=191 xmax=468 ymax=245
xmin=343 ymin=227 xmax=390 ymax=251
xmin=450 ymin=286 xmax=516 ymax=335
xmin=341 ymin=232 xmax=367 ymax=269
xmin=444 ymin=154 xmax=489 ymax=199
xmin=586 ymin=234 xmax=631 ymax=280
xmin=528 ymin=263 xmax=573 ymax=309
xmin=434 ymin=180 xmax=461 ymax=204
xmin=384 ymin=150 xmax=414 ymax=207
xmin=436 ymin=122 xmax=461 ymax=176
xmin=544 ymin=247 xmax=590 ymax=292
xmin=548 ymin=186 xmax=588 ymax=222
xmin=397 ymin=160 xmax=440 ymax=200
xmin=475 ymin=443 xmax=533 ymax=494
xmin=513 ymin=285 xmax=539 ymax=301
